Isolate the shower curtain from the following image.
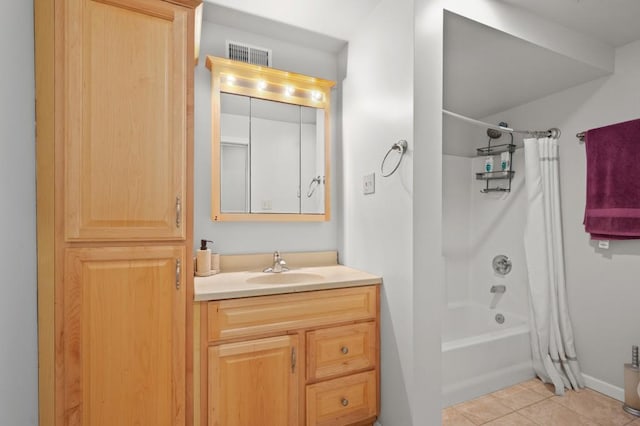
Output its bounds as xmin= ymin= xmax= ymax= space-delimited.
xmin=523 ymin=137 xmax=584 ymax=395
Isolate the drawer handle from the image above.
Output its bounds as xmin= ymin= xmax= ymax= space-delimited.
xmin=341 ymin=398 xmax=349 ymax=407
xmin=341 ymin=346 xmax=349 ymax=355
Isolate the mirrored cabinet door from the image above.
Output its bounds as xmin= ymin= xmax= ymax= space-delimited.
xmin=220 ymin=93 xmax=250 ymax=213
xmin=300 ymin=106 xmax=325 ymax=214
xmin=250 ymin=98 xmax=301 ymax=214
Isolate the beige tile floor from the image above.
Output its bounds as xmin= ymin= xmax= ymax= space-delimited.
xmin=443 ymin=379 xmax=640 ymax=425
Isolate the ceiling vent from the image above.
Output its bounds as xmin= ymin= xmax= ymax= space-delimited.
xmin=226 ymin=41 xmax=272 ymax=67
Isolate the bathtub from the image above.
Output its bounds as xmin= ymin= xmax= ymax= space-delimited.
xmin=441 ymin=302 xmax=535 ymax=407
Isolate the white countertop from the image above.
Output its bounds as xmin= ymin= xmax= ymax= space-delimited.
xmin=194 ymin=264 xmax=382 ymax=301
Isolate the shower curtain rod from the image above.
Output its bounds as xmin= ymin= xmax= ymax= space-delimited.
xmin=442 ymin=109 xmax=561 ymax=139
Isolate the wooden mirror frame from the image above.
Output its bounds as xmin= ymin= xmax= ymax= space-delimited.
xmin=206 ymin=56 xmax=335 ymax=222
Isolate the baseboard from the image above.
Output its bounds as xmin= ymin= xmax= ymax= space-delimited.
xmin=583 ymin=373 xmax=624 ymax=402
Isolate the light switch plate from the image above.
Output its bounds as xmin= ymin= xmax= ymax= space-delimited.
xmin=363 ymin=172 xmax=375 ymax=195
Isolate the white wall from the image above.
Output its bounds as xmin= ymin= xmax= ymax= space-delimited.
xmin=479 ymin=38 xmax=640 ymax=394
xmin=413 ymin=0 xmax=445 ymax=423
xmin=443 ymin=148 xmax=530 ymax=316
xmin=468 ymin=151 xmax=529 ymax=316
xmin=442 ymin=155 xmax=472 ymax=304
xmin=0 ymin=2 xmax=38 ymax=425
xmin=341 ymin=0 xmax=416 ymax=423
xmin=194 ymin=20 xmax=340 ymax=254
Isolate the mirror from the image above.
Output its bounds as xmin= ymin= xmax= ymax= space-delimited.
xmin=207 ymin=56 xmax=335 ymax=222
xmin=220 ymin=94 xmax=326 ymax=214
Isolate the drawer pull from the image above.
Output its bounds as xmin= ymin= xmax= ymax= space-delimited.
xmin=341 ymin=398 xmax=349 ymax=407
xmin=175 ymin=196 xmax=182 ymax=228
xmin=341 ymin=346 xmax=349 ymax=354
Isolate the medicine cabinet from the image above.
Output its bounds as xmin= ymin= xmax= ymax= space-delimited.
xmin=206 ymin=56 xmax=335 ymax=222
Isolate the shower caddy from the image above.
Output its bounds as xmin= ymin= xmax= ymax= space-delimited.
xmin=476 ymin=123 xmax=515 ymax=193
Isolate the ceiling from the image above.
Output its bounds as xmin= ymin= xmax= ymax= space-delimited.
xmin=499 ymin=0 xmax=640 ymax=48
xmin=203 ymin=0 xmax=382 ymax=43
xmin=202 ymin=3 xmax=348 ymax=53
xmin=443 ymin=12 xmax=610 ymax=120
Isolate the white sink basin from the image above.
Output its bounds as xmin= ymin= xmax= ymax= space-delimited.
xmin=246 ymin=272 xmax=325 ymax=285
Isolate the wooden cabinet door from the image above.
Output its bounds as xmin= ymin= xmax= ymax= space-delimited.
xmin=63 ymin=246 xmax=186 ymax=426
xmin=208 ymin=335 xmax=299 ymax=426
xmin=64 ymin=0 xmax=187 ymax=241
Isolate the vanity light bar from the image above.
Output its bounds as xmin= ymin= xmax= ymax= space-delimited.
xmin=220 ymin=73 xmax=324 ymax=102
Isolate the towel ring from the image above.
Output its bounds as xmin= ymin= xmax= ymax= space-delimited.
xmin=381 ymin=140 xmax=408 ymax=177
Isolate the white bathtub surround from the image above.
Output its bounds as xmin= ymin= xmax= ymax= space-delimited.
xmin=523 ymin=137 xmax=585 ymax=395
xmin=441 ymin=302 xmax=534 ymax=406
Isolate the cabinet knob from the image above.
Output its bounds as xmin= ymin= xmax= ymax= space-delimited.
xmin=341 ymin=346 xmax=349 ymax=354
xmin=341 ymin=398 xmax=349 ymax=407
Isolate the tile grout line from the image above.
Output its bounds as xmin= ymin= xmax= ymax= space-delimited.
xmin=475 ymin=395 xmax=554 ymax=425
xmin=445 ymin=379 xmax=639 ymax=426
xmin=454 ymin=388 xmax=555 ymax=425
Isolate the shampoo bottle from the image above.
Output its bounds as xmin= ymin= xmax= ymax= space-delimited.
xmin=485 ymin=156 xmax=494 ymax=173
xmin=500 ymin=152 xmax=510 ymax=171
xmin=196 ymin=239 xmax=213 ymax=276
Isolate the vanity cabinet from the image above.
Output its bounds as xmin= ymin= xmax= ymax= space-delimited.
xmin=35 ymin=0 xmax=199 ymax=424
xmin=209 ymin=335 xmax=300 ymax=425
xmin=196 ymin=285 xmax=380 ymax=426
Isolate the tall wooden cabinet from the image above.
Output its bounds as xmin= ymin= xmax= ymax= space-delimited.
xmin=35 ymin=0 xmax=200 ymax=424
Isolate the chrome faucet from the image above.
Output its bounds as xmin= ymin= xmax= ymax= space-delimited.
xmin=489 ymin=285 xmax=506 ymax=309
xmin=263 ymin=251 xmax=289 ymax=273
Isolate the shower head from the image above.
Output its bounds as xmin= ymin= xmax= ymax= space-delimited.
xmin=487 ymin=128 xmax=503 ymax=139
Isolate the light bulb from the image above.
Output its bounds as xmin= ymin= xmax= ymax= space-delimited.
xmin=225 ymin=75 xmax=236 ymax=84
xmin=257 ymin=80 xmax=268 ymax=90
xmin=311 ymin=90 xmax=322 ymax=101
xmin=285 ymin=86 xmax=295 ymax=96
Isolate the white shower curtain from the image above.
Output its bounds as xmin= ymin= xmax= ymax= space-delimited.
xmin=523 ymin=137 xmax=584 ymax=395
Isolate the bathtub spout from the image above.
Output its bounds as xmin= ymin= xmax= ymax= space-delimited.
xmin=490 ymin=285 xmax=506 ymax=293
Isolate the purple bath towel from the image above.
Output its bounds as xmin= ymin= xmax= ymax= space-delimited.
xmin=584 ymin=118 xmax=640 ymax=239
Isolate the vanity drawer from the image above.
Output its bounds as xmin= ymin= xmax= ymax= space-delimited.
xmin=307 ymin=322 xmax=377 ymax=381
xmin=306 ymin=371 xmax=377 ymax=426
xmin=208 ymin=286 xmax=377 ymax=342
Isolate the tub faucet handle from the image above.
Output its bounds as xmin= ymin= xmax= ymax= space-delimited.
xmin=492 ymin=255 xmax=512 ymax=275
xmin=490 ymin=285 xmax=506 ymax=294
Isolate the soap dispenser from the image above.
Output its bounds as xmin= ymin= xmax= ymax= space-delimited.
xmin=196 ymin=239 xmax=215 ymax=277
